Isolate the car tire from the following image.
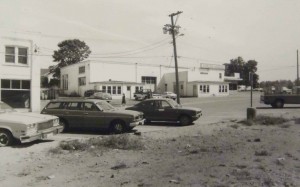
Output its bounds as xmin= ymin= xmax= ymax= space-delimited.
xmin=274 ymin=100 xmax=284 ymax=108
xmin=110 ymin=120 xmax=126 ymax=134
xmin=59 ymin=119 xmax=69 ymax=132
xmin=0 ymin=130 xmax=14 ymax=147
xmin=179 ymin=115 xmax=191 ymax=126
xmin=145 ymin=119 xmax=151 ymax=124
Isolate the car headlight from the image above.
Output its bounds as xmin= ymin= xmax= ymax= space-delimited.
xmin=27 ymin=123 xmax=37 ymax=129
xmin=53 ymin=118 xmax=59 ymax=125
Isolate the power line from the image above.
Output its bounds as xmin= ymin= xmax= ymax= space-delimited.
xmin=90 ymin=39 xmax=172 ymax=57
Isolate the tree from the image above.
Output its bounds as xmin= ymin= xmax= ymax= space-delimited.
xmin=243 ymin=60 xmax=259 ymax=87
xmin=225 ymin=56 xmax=245 ymax=76
xmin=50 ymin=39 xmax=91 ymax=78
xmin=225 ymin=57 xmax=259 ymax=87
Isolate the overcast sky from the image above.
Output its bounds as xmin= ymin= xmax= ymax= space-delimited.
xmin=1 ymin=0 xmax=300 ymax=81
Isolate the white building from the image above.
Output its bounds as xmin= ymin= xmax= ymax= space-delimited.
xmin=60 ymin=60 xmax=189 ymax=99
xmin=158 ymin=63 xmax=230 ymax=97
xmin=61 ymin=60 xmax=239 ymax=98
xmin=0 ymin=35 xmax=41 ymax=112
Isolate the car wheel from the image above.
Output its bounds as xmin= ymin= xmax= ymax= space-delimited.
xmin=59 ymin=119 xmax=69 ymax=132
xmin=0 ymin=130 xmax=14 ymax=147
xmin=179 ymin=115 xmax=191 ymax=126
xmin=274 ymin=100 xmax=284 ymax=108
xmin=145 ymin=119 xmax=151 ymax=124
xmin=110 ymin=120 xmax=126 ymax=134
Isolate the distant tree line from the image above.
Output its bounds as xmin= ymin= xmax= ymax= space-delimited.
xmin=259 ymin=80 xmax=298 ymax=90
xmin=224 ymin=57 xmax=259 ymax=88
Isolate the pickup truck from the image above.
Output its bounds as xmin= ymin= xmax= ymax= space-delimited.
xmin=260 ymin=92 xmax=300 ymax=108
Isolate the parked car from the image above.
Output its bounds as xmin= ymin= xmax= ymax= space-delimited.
xmin=152 ymin=93 xmax=162 ymax=99
xmin=125 ymin=98 xmax=202 ymax=125
xmin=89 ymin=92 xmax=112 ymax=102
xmin=84 ymin=90 xmax=102 ymax=97
xmin=0 ymin=101 xmax=63 ymax=147
xmin=162 ymin=92 xmax=177 ymax=100
xmin=281 ymin=87 xmax=292 ymax=94
xmin=133 ymin=89 xmax=152 ymax=100
xmin=41 ymin=99 xmax=144 ymax=133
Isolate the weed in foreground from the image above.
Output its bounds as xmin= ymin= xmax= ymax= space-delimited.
xmin=239 ymin=115 xmax=288 ymax=126
xmin=49 ymin=134 xmax=144 ymax=154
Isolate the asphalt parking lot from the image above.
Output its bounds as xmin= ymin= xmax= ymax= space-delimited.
xmin=45 ymin=91 xmax=300 ymax=140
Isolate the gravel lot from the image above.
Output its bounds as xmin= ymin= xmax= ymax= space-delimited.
xmin=0 ymin=92 xmax=299 ymax=187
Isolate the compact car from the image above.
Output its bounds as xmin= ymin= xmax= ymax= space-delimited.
xmin=126 ymin=98 xmax=202 ymax=125
xmin=162 ymin=92 xmax=177 ymax=100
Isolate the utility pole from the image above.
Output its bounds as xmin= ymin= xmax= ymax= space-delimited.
xmin=297 ymin=50 xmax=299 ymax=87
xmin=163 ymin=11 xmax=182 ymax=104
xmin=297 ymin=50 xmax=299 ymax=94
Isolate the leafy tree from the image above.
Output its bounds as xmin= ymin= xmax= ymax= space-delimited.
xmin=225 ymin=57 xmax=245 ymax=76
xmin=50 ymin=39 xmax=91 ymax=78
xmin=225 ymin=57 xmax=259 ymax=87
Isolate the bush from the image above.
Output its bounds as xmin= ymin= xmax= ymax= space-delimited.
xmin=239 ymin=115 xmax=288 ymax=126
xmin=49 ymin=134 xmax=144 ymax=154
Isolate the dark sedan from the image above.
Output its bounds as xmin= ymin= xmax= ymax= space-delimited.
xmin=126 ymin=98 xmax=202 ymax=125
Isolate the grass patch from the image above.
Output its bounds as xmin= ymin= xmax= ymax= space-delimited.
xmin=49 ymin=134 xmax=144 ymax=154
xmin=239 ymin=115 xmax=288 ymax=126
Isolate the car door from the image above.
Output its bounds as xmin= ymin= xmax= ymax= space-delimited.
xmin=152 ymin=100 xmax=177 ymax=121
xmin=135 ymin=100 xmax=155 ymax=120
xmin=83 ymin=102 xmax=106 ymax=129
xmin=64 ymin=102 xmax=85 ymax=128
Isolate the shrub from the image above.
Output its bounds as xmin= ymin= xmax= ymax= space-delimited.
xmin=49 ymin=134 xmax=144 ymax=154
xmin=254 ymin=115 xmax=288 ymax=125
xmin=239 ymin=115 xmax=288 ymax=126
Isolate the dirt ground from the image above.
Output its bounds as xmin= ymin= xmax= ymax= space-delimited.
xmin=0 ymin=96 xmax=299 ymax=187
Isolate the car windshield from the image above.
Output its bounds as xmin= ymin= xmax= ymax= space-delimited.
xmin=0 ymin=102 xmax=15 ymax=113
xmin=168 ymin=99 xmax=181 ymax=107
xmin=96 ymin=101 xmax=114 ymax=111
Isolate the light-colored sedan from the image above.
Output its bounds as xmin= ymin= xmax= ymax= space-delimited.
xmin=0 ymin=101 xmax=63 ymax=146
xmin=162 ymin=92 xmax=177 ymax=100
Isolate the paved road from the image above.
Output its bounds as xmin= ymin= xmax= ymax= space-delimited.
xmin=39 ymin=91 xmax=300 ymax=139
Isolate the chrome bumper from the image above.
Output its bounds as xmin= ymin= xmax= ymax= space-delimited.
xmin=129 ymin=119 xmax=145 ymax=127
xmin=20 ymin=126 xmax=64 ymax=143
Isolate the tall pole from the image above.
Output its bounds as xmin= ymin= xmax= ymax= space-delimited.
xmin=249 ymin=72 xmax=253 ymax=107
xmin=170 ymin=13 xmax=181 ymax=104
xmin=297 ymin=50 xmax=299 ymax=87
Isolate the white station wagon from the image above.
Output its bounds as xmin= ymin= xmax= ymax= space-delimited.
xmin=0 ymin=101 xmax=63 ymax=146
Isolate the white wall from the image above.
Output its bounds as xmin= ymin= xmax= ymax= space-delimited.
xmin=188 ymin=68 xmax=224 ymax=82
xmin=61 ymin=60 xmax=230 ymax=98
xmin=0 ymin=36 xmax=40 ymax=112
xmin=89 ymin=61 xmax=184 ymax=84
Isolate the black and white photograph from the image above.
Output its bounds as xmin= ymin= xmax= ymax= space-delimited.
xmin=0 ymin=0 xmax=299 ymax=186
